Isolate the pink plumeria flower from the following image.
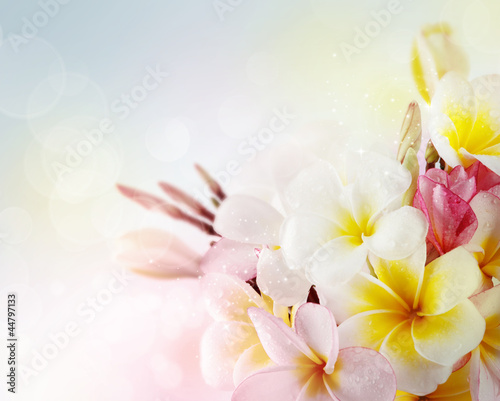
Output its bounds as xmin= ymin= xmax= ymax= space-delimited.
xmin=413 ymin=161 xmax=500 ymax=258
xmin=414 ymin=165 xmax=479 ymax=257
xmin=200 ymin=273 xmax=290 ymax=390
xmin=232 ymin=303 xmax=396 ymax=401
xmin=414 ymin=162 xmax=500 ymax=283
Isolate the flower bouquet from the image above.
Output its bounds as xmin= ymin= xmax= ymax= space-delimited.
xmin=116 ymin=24 xmax=500 ymax=401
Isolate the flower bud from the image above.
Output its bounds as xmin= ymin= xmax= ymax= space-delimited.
xmin=402 ymin=147 xmax=419 ymax=206
xmin=397 ymin=102 xmax=422 ymax=163
xmin=425 ymin=140 xmax=439 ymax=166
xmin=411 ymin=23 xmax=469 ymax=104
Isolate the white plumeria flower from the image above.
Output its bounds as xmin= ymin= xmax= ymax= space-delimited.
xmin=430 ymin=72 xmax=500 ymax=175
xmin=215 ymin=152 xmax=428 ymax=300
xmin=279 ymin=152 xmax=428 ymax=286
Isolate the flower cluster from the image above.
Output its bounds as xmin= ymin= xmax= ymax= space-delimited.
xmin=116 ymin=24 xmax=500 ymax=401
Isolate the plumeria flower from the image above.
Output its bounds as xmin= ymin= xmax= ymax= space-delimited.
xmin=429 ymin=72 xmax=500 ymax=175
xmin=280 ymin=152 xmax=428 ymax=286
xmin=321 ymin=245 xmax=485 ymax=395
xmin=396 ymin=361 xmax=472 ymax=400
xmin=413 ymin=165 xmax=479 ymax=257
xmin=200 ymin=272 xmax=290 ymax=389
xmin=232 ymin=303 xmax=396 ymax=401
xmin=411 ymin=23 xmax=469 ymax=104
xmin=469 ymin=284 xmax=500 ymax=400
xmin=214 ymin=194 xmax=312 ymax=306
xmin=414 ymin=161 xmax=500 ymax=282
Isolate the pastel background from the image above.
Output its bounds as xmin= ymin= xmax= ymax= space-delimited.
xmin=1 ymin=0 xmax=500 ymax=400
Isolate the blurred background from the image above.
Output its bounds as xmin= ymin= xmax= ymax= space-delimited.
xmin=1 ymin=0 xmax=500 ymax=400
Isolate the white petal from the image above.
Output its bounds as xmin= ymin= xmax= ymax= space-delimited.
xmin=317 ymin=272 xmax=408 ymax=324
xmin=282 ymin=160 xmax=347 ymax=221
xmin=363 ymin=207 xmax=428 ymax=261
xmin=461 ymin=148 xmax=500 ymax=176
xmin=350 ymin=152 xmax=411 ymax=227
xmin=431 ymin=71 xmax=477 ymax=136
xmin=418 ymin=247 xmax=482 ymax=316
xmin=429 ymin=113 xmax=463 ymax=168
xmin=256 ymin=248 xmax=311 ymax=306
xmin=201 ymin=273 xmax=267 ymax=323
xmin=379 ymin=321 xmax=453 ymax=396
xmin=307 ymin=236 xmax=368 ymax=286
xmin=280 ymin=212 xmax=341 ymax=268
xmin=337 ymin=310 xmax=407 ymax=350
xmin=412 ymin=300 xmax=485 ymax=366
xmin=214 ymin=195 xmax=283 ymax=244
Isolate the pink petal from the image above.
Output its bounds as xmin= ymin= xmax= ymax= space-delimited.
xmin=202 ymin=273 xmax=267 ymax=323
xmin=294 ymin=303 xmax=339 ymax=374
xmin=248 ymin=307 xmax=322 ymax=366
xmin=452 ymin=352 xmax=472 ymax=372
xmin=115 ymin=228 xmax=201 ymax=278
xmin=448 ymin=165 xmax=477 ymax=202
xmin=200 ymin=321 xmax=257 ymax=390
xmin=470 ymin=284 xmax=500 ymax=326
xmin=467 ymin=161 xmax=500 ymax=192
xmin=233 ymin=343 xmax=274 ymax=387
xmin=470 ymin=348 xmax=500 ymax=401
xmin=482 ymin=343 xmax=500 ymax=381
xmin=232 ymin=366 xmax=313 ymax=401
xmin=324 ymin=347 xmax=396 ymax=401
xmin=425 ymin=168 xmax=449 ymax=187
xmin=214 ymin=195 xmax=283 ymax=244
xmin=200 ymin=238 xmax=258 ymax=281
xmin=414 ymin=175 xmax=478 ymax=255
xmin=489 ymin=184 xmax=500 ymax=199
